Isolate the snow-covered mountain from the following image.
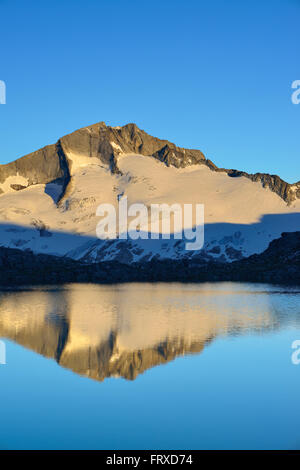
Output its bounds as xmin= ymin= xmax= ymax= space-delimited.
xmin=0 ymin=121 xmax=299 ymax=264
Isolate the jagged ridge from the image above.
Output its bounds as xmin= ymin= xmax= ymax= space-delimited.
xmin=0 ymin=121 xmax=299 ymax=204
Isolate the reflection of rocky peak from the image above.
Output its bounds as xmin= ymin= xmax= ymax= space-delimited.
xmin=0 ymin=298 xmax=209 ymax=381
xmin=1 ymin=283 xmax=298 ymax=382
xmin=0 ymin=121 xmax=299 ymax=203
xmin=59 ymin=334 xmax=209 ymax=381
xmin=0 ymin=306 xmax=207 ymax=381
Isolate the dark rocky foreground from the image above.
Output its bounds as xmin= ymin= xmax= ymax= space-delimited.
xmin=0 ymin=231 xmax=299 ymax=286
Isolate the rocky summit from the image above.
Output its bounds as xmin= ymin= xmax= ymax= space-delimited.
xmin=1 ymin=121 xmax=299 ymax=202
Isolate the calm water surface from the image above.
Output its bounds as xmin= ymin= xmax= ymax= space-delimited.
xmin=0 ymin=282 xmax=299 ymax=450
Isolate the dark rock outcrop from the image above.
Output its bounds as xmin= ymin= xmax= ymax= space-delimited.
xmin=0 ymin=143 xmax=69 ymax=187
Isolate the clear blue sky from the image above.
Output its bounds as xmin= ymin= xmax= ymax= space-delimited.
xmin=0 ymin=0 xmax=299 ymax=182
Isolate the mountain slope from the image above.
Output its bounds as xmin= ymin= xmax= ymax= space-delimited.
xmin=0 ymin=122 xmax=299 ymax=264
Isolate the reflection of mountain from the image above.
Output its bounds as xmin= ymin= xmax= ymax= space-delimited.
xmin=0 ymin=283 xmax=299 ymax=381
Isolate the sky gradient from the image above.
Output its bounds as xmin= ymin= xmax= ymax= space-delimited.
xmin=0 ymin=0 xmax=299 ymax=182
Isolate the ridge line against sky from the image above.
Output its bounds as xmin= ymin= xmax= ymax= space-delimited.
xmin=0 ymin=0 xmax=299 ymax=182
xmin=1 ymin=120 xmax=299 ymax=186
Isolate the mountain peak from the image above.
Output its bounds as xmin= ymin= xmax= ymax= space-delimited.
xmin=0 ymin=122 xmax=299 ymax=205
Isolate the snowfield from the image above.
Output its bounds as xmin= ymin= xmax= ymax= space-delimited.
xmin=0 ymin=152 xmax=299 ymax=264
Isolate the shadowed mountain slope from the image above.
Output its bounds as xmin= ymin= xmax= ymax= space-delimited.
xmin=0 ymin=231 xmax=299 ymax=286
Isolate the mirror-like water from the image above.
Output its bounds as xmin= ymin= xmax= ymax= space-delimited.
xmin=0 ymin=282 xmax=299 ymax=449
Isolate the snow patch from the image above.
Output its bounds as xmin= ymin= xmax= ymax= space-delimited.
xmin=0 ymin=174 xmax=29 ymax=193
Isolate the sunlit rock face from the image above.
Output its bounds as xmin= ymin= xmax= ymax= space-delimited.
xmin=0 ymin=122 xmax=299 ymax=265
xmin=0 ymin=283 xmax=299 ymax=381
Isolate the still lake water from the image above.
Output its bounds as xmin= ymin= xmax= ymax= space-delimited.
xmin=0 ymin=282 xmax=299 ymax=450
